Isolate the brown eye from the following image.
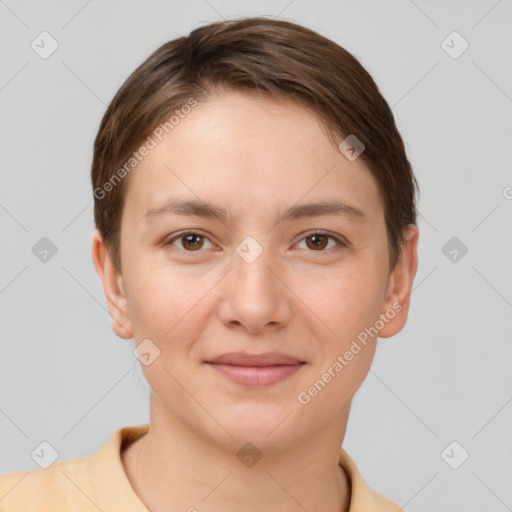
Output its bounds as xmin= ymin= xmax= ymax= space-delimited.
xmin=297 ymin=231 xmax=345 ymax=252
xmin=181 ymin=233 xmax=204 ymax=250
xmin=305 ymin=234 xmax=329 ymax=250
xmin=166 ymin=232 xmax=215 ymax=251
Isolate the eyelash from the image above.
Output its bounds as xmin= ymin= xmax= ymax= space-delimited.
xmin=164 ymin=230 xmax=347 ymax=254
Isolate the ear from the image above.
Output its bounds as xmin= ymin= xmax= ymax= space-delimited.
xmin=378 ymin=224 xmax=419 ymax=338
xmin=91 ymin=229 xmax=133 ymax=340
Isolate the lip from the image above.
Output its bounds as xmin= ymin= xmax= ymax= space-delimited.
xmin=205 ymin=351 xmax=306 ymax=387
xmin=206 ymin=351 xmax=304 ymax=366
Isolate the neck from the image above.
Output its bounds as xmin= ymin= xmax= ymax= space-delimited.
xmin=122 ymin=395 xmax=352 ymax=512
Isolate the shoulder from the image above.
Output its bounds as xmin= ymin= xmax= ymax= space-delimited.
xmin=0 ymin=455 xmax=95 ymax=511
xmin=0 ymin=424 xmax=150 ymax=512
xmin=338 ymin=448 xmax=403 ymax=512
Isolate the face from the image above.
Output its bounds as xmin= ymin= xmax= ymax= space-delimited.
xmin=93 ymin=89 xmax=418 ymax=452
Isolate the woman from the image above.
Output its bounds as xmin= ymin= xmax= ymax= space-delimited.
xmin=0 ymin=17 xmax=418 ymax=511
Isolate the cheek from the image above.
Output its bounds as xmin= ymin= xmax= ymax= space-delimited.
xmin=304 ymin=260 xmax=386 ymax=343
xmin=123 ymin=246 xmax=227 ymax=352
xmin=294 ymin=268 xmax=383 ymax=412
xmin=127 ymin=266 xmax=215 ymax=392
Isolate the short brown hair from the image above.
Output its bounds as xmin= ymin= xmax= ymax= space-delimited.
xmin=91 ymin=17 xmax=418 ymax=273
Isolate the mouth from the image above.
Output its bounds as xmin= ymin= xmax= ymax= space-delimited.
xmin=204 ymin=352 xmax=306 ymax=387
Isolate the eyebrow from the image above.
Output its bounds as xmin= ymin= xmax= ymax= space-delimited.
xmin=144 ymin=198 xmax=366 ymax=224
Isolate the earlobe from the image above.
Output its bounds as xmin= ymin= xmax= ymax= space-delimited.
xmin=378 ymin=224 xmax=419 ymax=339
xmin=91 ymin=230 xmax=133 ymax=340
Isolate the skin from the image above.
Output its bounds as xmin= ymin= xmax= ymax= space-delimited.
xmin=92 ymin=89 xmax=418 ymax=512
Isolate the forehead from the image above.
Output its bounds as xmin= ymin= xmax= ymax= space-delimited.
xmin=123 ymin=90 xmax=383 ymax=223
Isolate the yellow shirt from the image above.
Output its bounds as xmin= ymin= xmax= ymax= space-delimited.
xmin=0 ymin=424 xmax=402 ymax=511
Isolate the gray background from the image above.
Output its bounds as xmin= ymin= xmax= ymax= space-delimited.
xmin=1 ymin=1 xmax=511 ymax=510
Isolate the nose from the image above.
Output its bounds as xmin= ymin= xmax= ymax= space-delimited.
xmin=217 ymin=245 xmax=293 ymax=334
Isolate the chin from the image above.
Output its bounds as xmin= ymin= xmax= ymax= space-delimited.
xmin=215 ymin=404 xmax=301 ymax=450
